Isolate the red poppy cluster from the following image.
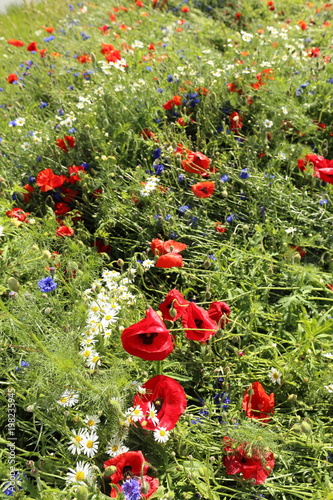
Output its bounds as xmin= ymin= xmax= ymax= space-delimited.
xmin=104 ymin=451 xmax=159 ymax=498
xmin=297 ymin=154 xmax=333 ymax=184
xmin=150 ymin=238 xmax=187 ymax=268
xmin=223 ymin=437 xmax=275 ymax=484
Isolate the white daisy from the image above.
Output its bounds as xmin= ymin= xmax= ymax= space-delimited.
xmin=81 ymin=431 xmax=99 ymax=458
xmin=127 ymin=405 xmax=144 ymax=422
xmin=147 ymin=403 xmax=160 ymax=426
xmin=16 ymin=117 xmax=26 ymax=126
xmin=263 ymin=119 xmax=273 ymax=128
xmin=323 ymin=353 xmax=333 ymax=359
xmin=86 ymin=352 xmax=101 ymax=370
xmin=21 ymin=142 xmax=31 ymax=150
xmin=102 ymin=270 xmax=120 ymax=280
xmin=66 ymin=461 xmax=93 ymax=484
xmin=153 ymin=427 xmax=170 ymax=443
xmin=142 ymin=259 xmax=155 ymax=270
xmin=68 ymin=428 xmax=87 ymax=455
xmin=325 ymin=384 xmax=333 ymax=393
xmin=269 ymin=367 xmax=282 ymax=385
xmin=84 ymin=415 xmax=100 ymax=430
xmin=106 ymin=439 xmax=129 ymax=457
xmin=57 ymin=390 xmax=79 ymax=407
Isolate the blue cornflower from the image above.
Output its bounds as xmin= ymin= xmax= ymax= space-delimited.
xmin=81 ymin=32 xmax=90 ymax=40
xmin=300 ymin=82 xmax=309 ymax=88
xmin=38 ymin=277 xmax=57 ymax=293
xmin=167 ymin=75 xmax=173 ymax=82
xmin=319 ymin=199 xmax=329 ymax=205
xmin=178 ymin=174 xmax=185 ymax=183
xmin=36 ymin=156 xmax=42 ymax=162
xmin=164 ymin=214 xmax=171 ymax=220
xmin=3 ymin=471 xmax=24 ymax=496
xmin=153 ymin=164 xmax=164 ymax=175
xmin=226 ymin=214 xmax=236 ymax=223
xmin=239 ymin=168 xmax=249 ymax=179
xmin=44 ymin=35 xmax=55 ymax=42
xmin=146 ymin=66 xmax=152 ymax=72
xmin=295 ymin=88 xmax=302 ymax=96
xmin=220 ymin=174 xmax=229 ymax=182
xmin=157 ymin=88 xmax=164 ymax=93
xmin=152 ymin=148 xmax=161 ymax=159
xmin=68 ymin=127 xmax=77 ymax=133
xmin=327 ymin=78 xmax=333 ymax=84
xmin=39 ymin=102 xmax=48 ymax=108
xmin=169 ymin=232 xmax=178 ymax=239
xmin=178 ymin=205 xmax=190 ymax=214
xmin=15 ymin=361 xmax=30 ymax=372
xmin=122 ymin=478 xmax=141 ymax=500
xmin=208 ymin=254 xmax=217 ymax=261
xmin=190 ymin=216 xmax=198 ymax=226
xmin=57 ymin=108 xmax=64 ymax=116
xmin=8 ymin=120 xmax=17 ymax=127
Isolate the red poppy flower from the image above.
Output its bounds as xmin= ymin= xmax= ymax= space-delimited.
xmin=7 ymin=73 xmax=18 ymax=84
xmin=191 ymin=181 xmax=215 ymax=198
xmin=90 ymin=240 xmax=112 ymax=253
xmin=155 ymin=253 xmax=183 ymax=268
xmin=42 ymin=26 xmax=55 ymax=33
xmin=56 ymin=225 xmax=74 ymax=237
xmin=7 ymin=39 xmax=25 ymax=47
xmin=242 ymin=381 xmax=275 ymax=423
xmin=104 ymin=451 xmax=158 ymax=498
xmin=208 ymin=301 xmax=231 ymax=328
xmin=54 ymin=202 xmax=71 ymax=216
xmin=215 ymin=222 xmax=227 ymax=233
xmin=121 ymin=308 xmax=173 ymax=360
xmin=182 ymin=151 xmax=212 ymax=175
xmin=140 ymin=128 xmax=157 ymax=141
xmin=159 ymin=289 xmax=189 ymax=321
xmin=229 ymin=111 xmax=243 ymax=132
xmin=40 ymin=49 xmax=47 ymax=58
xmin=56 ymin=136 xmax=75 ymax=152
xmin=77 ymin=54 xmax=92 ymax=63
xmin=291 ymin=245 xmax=306 ymax=258
xmin=105 ymin=50 xmax=122 ymax=63
xmin=133 ymin=375 xmax=187 ymax=430
xmin=181 ymin=302 xmax=218 ymax=342
xmin=98 ymin=24 xmax=110 ymax=34
xmin=27 ymin=41 xmax=38 ymax=52
xmin=223 ymin=437 xmax=274 ymax=484
xmin=60 ymin=187 xmax=78 ymax=203
xmin=36 ymin=168 xmax=67 ymax=192
xmin=162 ymin=95 xmax=182 ymax=110
xmin=6 ymin=207 xmax=30 ymax=222
xmin=67 ymin=165 xmax=85 ymax=183
xmin=23 ymin=184 xmax=34 ymax=203
xmin=151 ymin=238 xmax=187 ymax=256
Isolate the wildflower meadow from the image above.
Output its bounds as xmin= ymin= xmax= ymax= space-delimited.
xmin=1 ymin=0 xmax=333 ymax=498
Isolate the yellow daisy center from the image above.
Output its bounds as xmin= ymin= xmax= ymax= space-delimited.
xmin=75 ymin=471 xmax=85 ymax=481
xmin=86 ymin=440 xmax=93 ymax=449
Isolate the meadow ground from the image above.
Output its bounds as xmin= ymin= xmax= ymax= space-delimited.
xmin=1 ymin=0 xmax=333 ymax=498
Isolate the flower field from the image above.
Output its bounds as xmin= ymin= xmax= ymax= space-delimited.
xmin=1 ymin=0 xmax=333 ymax=498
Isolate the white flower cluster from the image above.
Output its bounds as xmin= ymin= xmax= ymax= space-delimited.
xmin=80 ymin=269 xmax=137 ymax=370
xmin=140 ymin=176 xmax=159 ymax=197
xmin=125 ymin=404 xmax=170 ymax=443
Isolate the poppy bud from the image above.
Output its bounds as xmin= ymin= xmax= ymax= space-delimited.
xmin=287 ymin=394 xmax=297 ymax=402
xmin=204 ymin=259 xmax=211 ymax=269
xmin=8 ymin=277 xmax=20 ymax=292
xmin=76 ymin=486 xmax=89 ymax=500
xmin=205 ymin=290 xmax=212 ymax=301
xmin=175 ymin=153 xmax=182 ymax=167
xmin=104 ymin=465 xmax=117 ymax=476
xmin=137 ymin=263 xmax=145 ymax=276
xmin=141 ymin=479 xmax=150 ymax=494
xmin=169 ymin=301 xmax=177 ymax=318
xmin=221 ymin=190 xmax=228 ymax=198
xmin=300 ymin=421 xmax=312 ymax=434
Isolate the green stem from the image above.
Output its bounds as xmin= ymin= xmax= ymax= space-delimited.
xmin=155 ymin=360 xmax=163 ymax=376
